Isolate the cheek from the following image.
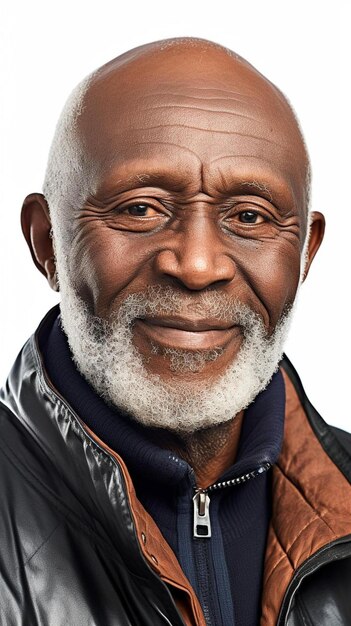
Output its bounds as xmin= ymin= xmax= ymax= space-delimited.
xmin=238 ymin=240 xmax=301 ymax=329
xmin=70 ymin=226 xmax=155 ymax=316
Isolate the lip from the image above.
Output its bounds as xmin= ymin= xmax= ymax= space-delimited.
xmin=134 ymin=317 xmax=241 ymax=350
xmin=141 ymin=315 xmax=234 ymax=332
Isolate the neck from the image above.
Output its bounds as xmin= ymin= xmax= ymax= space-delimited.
xmin=149 ymin=411 xmax=245 ymax=489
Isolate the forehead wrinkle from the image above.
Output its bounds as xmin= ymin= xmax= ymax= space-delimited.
xmin=208 ymin=154 xmax=296 ymax=166
xmin=142 ymin=93 xmax=259 ymax=105
xmin=95 ymin=147 xmax=203 ymax=195
xmin=161 ymin=87 xmax=250 ymax=95
xmin=128 ymin=124 xmax=293 ymax=150
xmin=144 ymin=104 xmax=262 ymax=122
xmin=122 ymin=140 xmax=203 ymax=162
xmin=88 ymin=139 xmax=202 ymax=182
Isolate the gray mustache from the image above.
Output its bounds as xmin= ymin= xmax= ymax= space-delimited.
xmin=114 ymin=286 xmax=261 ymax=328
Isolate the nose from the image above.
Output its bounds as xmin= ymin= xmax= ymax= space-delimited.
xmin=154 ymin=217 xmax=236 ymax=291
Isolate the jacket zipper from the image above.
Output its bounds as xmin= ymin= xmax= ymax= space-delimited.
xmin=192 ymin=461 xmax=272 ymax=538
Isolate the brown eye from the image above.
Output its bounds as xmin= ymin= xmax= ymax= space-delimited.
xmin=126 ymin=204 xmax=151 ymax=216
xmin=239 ymin=211 xmax=262 ymax=223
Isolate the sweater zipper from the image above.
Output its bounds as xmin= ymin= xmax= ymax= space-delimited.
xmin=192 ymin=462 xmax=271 ymax=538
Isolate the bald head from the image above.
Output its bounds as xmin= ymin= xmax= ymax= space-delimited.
xmin=43 ymin=37 xmax=311 ymax=267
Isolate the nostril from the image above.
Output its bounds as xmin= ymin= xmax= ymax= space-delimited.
xmin=153 ymin=249 xmax=179 ymax=277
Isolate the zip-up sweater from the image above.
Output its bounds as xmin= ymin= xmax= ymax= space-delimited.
xmin=1 ymin=307 xmax=351 ymax=625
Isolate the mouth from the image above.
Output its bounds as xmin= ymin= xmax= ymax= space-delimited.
xmin=134 ymin=316 xmax=241 ymax=350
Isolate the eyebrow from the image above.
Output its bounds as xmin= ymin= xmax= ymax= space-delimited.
xmin=96 ymin=170 xmax=200 ymax=197
xmin=239 ymin=180 xmax=273 ymax=202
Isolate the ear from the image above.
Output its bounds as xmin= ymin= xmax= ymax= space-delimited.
xmin=301 ymin=211 xmax=325 ymax=282
xmin=21 ymin=192 xmax=59 ymax=291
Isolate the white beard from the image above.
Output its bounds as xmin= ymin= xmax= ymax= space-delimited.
xmin=58 ymin=275 xmax=296 ymax=433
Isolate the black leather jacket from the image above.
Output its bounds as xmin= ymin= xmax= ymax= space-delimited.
xmin=1 ymin=310 xmax=351 ymax=625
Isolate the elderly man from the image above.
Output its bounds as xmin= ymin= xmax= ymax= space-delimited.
xmin=1 ymin=37 xmax=350 ymax=626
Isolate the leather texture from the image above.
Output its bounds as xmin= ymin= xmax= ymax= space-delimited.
xmin=1 ymin=309 xmax=351 ymax=626
xmin=286 ymin=555 xmax=351 ymax=626
xmin=0 ymin=334 xmax=186 ymax=626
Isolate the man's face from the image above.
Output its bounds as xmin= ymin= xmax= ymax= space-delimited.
xmin=65 ymin=50 xmax=307 ymax=389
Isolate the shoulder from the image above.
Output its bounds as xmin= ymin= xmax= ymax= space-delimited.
xmin=281 ymin=355 xmax=351 ymax=482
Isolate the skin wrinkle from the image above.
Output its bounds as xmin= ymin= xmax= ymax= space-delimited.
xmin=117 ymin=141 xmax=204 ymax=163
xmin=148 ymin=97 xmax=257 ymax=106
xmin=135 ymin=99 xmax=298 ymax=131
xmin=76 ymin=192 xmax=275 ymax=330
xmin=103 ymin=148 xmax=295 ymax=182
xmin=139 ymin=88 xmax=303 ymax=123
xmin=95 ymin=156 xmax=298 ymax=211
xmin=145 ymin=104 xmax=268 ymax=120
xmin=200 ymin=162 xmax=205 ymax=194
xmin=205 ymin=160 xmax=301 ymax=219
xmin=150 ymin=87 xmax=269 ymax=97
xmin=25 ymin=37 xmax=325 ymax=482
xmin=126 ymin=124 xmax=293 ymax=148
xmin=94 ymin=175 xmax=298 ymax=226
xmin=90 ymin=202 xmax=300 ymax=241
xmin=76 ymin=200 xmax=296 ymax=330
xmin=75 ymin=214 xmax=296 ymax=332
xmin=112 ymin=115 xmax=298 ymax=148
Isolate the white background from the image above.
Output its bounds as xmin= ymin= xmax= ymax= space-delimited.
xmin=1 ymin=1 xmax=350 ymax=429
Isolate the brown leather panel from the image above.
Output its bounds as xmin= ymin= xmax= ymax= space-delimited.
xmin=261 ymin=369 xmax=351 ymax=625
xmin=261 ymin=524 xmax=294 ymax=626
xmin=83 ymin=423 xmax=206 ymax=626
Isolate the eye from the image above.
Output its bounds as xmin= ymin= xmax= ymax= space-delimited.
xmin=124 ymin=204 xmax=160 ymax=217
xmin=238 ymin=211 xmax=265 ymax=224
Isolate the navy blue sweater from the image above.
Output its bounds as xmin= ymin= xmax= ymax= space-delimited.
xmin=40 ymin=311 xmax=285 ymax=626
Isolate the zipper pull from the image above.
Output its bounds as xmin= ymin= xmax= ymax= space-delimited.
xmin=193 ymin=491 xmax=211 ymax=538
